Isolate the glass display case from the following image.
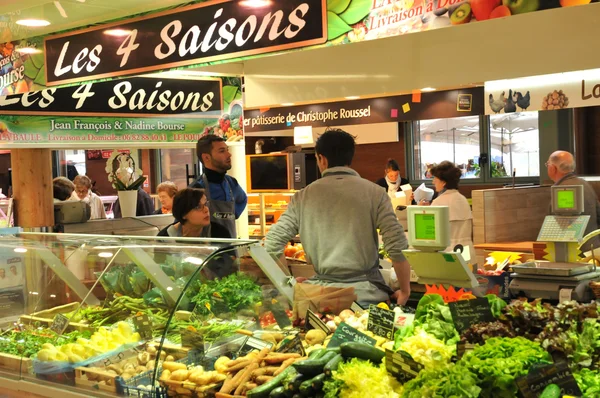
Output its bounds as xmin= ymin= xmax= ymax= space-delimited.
xmin=0 ymin=232 xmax=295 ymax=397
xmin=246 ymin=193 xmax=294 ymax=238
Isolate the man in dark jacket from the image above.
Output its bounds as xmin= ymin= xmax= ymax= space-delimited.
xmin=189 ymin=135 xmax=247 ymax=238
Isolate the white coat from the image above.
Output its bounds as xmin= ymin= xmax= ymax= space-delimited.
xmin=70 ymin=190 xmax=107 ymax=220
xmin=432 ymin=189 xmax=475 ymax=263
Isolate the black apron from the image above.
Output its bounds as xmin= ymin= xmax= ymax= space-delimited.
xmin=202 ymin=174 xmax=237 ymax=238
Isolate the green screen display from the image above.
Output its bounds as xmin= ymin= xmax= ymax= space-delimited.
xmin=557 ymin=190 xmax=575 ymax=209
xmin=414 ymin=214 xmax=436 ymax=240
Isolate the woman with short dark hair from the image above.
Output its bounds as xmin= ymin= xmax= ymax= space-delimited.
xmin=422 ymin=161 xmax=474 ymax=260
xmin=157 ymin=188 xmax=230 ymax=239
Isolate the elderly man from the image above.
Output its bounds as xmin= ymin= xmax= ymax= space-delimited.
xmin=546 ymin=150 xmax=600 ymax=252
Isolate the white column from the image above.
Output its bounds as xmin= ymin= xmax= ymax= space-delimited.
xmin=227 ymin=141 xmax=249 ymax=239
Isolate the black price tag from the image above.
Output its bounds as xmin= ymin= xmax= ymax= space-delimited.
xmin=276 ymin=334 xmax=305 ymax=356
xmin=181 ymin=327 xmax=205 ymax=353
xmin=305 ymin=309 xmax=330 ymax=334
xmin=238 ymin=336 xmax=274 ymax=357
xmin=385 ymin=349 xmax=424 ymax=383
xmin=456 ymin=342 xmax=477 ymax=359
xmin=448 ymin=298 xmax=494 ymax=333
xmin=133 ymin=314 xmax=153 ymax=340
xmin=50 ymin=314 xmax=69 ymax=335
xmin=351 ymin=302 xmax=364 ymax=313
xmin=327 ymin=322 xmax=377 ymax=349
xmin=516 ymin=362 xmax=582 ymax=398
xmin=367 ymin=305 xmax=395 ymax=340
xmin=269 ymin=300 xmax=292 ymax=329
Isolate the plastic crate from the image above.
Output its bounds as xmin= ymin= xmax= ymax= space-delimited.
xmin=116 ymin=371 xmax=168 ymax=398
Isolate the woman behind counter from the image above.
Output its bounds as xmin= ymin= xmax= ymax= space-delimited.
xmin=71 ymin=175 xmax=107 ymax=219
xmin=422 ymin=161 xmax=475 ymax=260
xmin=155 ymin=181 xmax=178 ymax=215
xmin=375 ymin=159 xmax=410 ymax=196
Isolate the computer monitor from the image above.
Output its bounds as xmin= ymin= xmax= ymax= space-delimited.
xmin=551 ymin=185 xmax=584 ymax=215
xmin=407 ymin=206 xmax=450 ymax=252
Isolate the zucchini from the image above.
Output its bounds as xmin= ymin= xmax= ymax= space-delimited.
xmin=539 ymin=384 xmax=561 ymax=398
xmin=340 ymin=342 xmax=385 ymax=364
xmin=325 ymin=347 xmax=341 ymax=354
xmin=287 ymin=374 xmax=307 ymax=393
xmin=323 ymin=354 xmax=343 ymax=376
xmin=247 ymin=366 xmax=297 ymax=398
xmin=311 ymin=373 xmax=327 ymax=391
xmin=299 ymin=379 xmax=315 ymax=396
xmin=269 ymin=386 xmax=289 ymax=398
xmin=308 ymin=348 xmax=326 ymax=359
xmin=293 ymin=351 xmax=338 ymax=377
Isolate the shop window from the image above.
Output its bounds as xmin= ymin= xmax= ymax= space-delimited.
xmin=411 ymin=116 xmax=481 ymax=180
xmin=160 ymin=148 xmax=196 ymax=189
xmin=489 ymin=112 xmax=540 ymax=178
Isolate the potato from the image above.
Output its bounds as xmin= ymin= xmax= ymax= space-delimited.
xmin=146 ymin=345 xmax=157 ymax=356
xmin=162 ymin=361 xmax=187 ymax=372
xmin=160 ymin=369 xmax=171 ymax=380
xmin=146 ymin=360 xmax=156 ymax=370
xmin=214 ymin=356 xmax=230 ymax=374
xmin=169 ymin=369 xmax=190 ymax=381
xmin=175 ymin=387 xmax=192 ymax=396
xmin=305 ymin=329 xmax=327 ymax=346
xmin=135 ymin=366 xmax=147 ymax=374
xmin=165 ymin=355 xmax=175 ymax=362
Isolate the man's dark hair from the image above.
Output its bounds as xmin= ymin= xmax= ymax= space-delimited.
xmin=315 ymin=128 xmax=356 ymax=167
xmin=430 ymin=161 xmax=462 ymax=190
xmin=53 ymin=177 xmax=75 ymax=201
xmin=172 ymin=188 xmax=206 ymax=224
xmin=385 ymin=159 xmax=400 ymax=171
xmin=196 ymin=135 xmax=225 ymax=164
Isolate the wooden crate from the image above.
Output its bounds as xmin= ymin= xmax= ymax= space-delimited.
xmin=19 ymin=302 xmax=95 ymax=333
xmin=75 ymin=366 xmax=118 ymax=393
xmin=0 ymin=352 xmax=31 ymax=374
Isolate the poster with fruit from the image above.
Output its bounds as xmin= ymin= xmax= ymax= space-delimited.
xmin=0 ymin=37 xmax=45 ymax=95
xmin=484 ymin=69 xmax=600 ymax=114
xmin=201 ymin=77 xmax=244 ymax=143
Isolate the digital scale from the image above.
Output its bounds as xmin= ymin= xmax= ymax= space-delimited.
xmin=509 ymin=185 xmax=600 ymax=302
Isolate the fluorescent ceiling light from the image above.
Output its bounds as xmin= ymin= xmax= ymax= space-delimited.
xmin=14 ymin=247 xmax=27 ymax=253
xmin=16 ymin=19 xmax=50 ymax=27
xmin=17 ymin=47 xmax=42 ymax=54
xmin=103 ymin=29 xmax=132 ymax=37
xmin=184 ymin=256 xmax=204 ymax=265
xmin=98 ymin=252 xmax=113 ymax=258
xmin=421 ymin=87 xmax=436 ymax=92
xmin=239 ymin=0 xmax=272 ymax=7
xmin=345 ymin=96 xmax=360 ymax=100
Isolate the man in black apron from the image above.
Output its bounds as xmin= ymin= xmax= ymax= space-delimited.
xmin=264 ymin=128 xmax=411 ymax=307
xmin=190 ymin=135 xmax=247 ymax=238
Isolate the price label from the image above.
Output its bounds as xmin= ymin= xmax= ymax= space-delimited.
xmin=367 ymin=305 xmax=395 ymax=340
xmin=133 ymin=314 xmax=153 ymax=340
xmin=385 ymin=349 xmax=424 ymax=383
xmin=456 ymin=342 xmax=477 ymax=359
xmin=305 ymin=309 xmax=330 ymax=334
xmin=327 ymin=322 xmax=376 ymax=349
xmin=350 ymin=302 xmax=364 ymax=313
xmin=238 ymin=336 xmax=274 ymax=357
xmin=276 ymin=334 xmax=305 ymax=356
xmin=516 ymin=362 xmax=582 ymax=398
xmin=89 ymin=349 xmax=132 ymax=367
xmin=448 ymin=298 xmax=494 ymax=333
xmin=50 ymin=314 xmax=69 ymax=335
xmin=181 ymin=328 xmax=205 ymax=353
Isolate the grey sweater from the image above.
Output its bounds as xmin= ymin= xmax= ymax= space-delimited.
xmin=265 ymin=167 xmax=408 ymax=278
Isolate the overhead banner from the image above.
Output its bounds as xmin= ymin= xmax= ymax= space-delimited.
xmin=0 ymin=76 xmax=222 ymax=117
xmin=485 ymin=68 xmax=600 ymax=115
xmin=244 ymin=87 xmax=483 ymax=132
xmin=44 ymin=0 xmax=327 ymax=85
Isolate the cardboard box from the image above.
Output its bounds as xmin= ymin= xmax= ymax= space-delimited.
xmin=476 ymin=273 xmax=513 ymax=300
xmin=289 ymin=263 xmax=316 ymax=279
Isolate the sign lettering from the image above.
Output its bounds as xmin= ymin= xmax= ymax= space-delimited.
xmin=367 ymin=305 xmax=395 ymax=340
xmin=327 ymin=322 xmax=376 ymax=349
xmin=44 ymin=0 xmax=327 ymax=85
xmin=448 ymin=298 xmax=494 ymax=333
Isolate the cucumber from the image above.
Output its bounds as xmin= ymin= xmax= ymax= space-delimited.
xmin=293 ymin=351 xmax=338 ymax=377
xmin=325 ymin=347 xmax=341 ymax=354
xmin=287 ymin=374 xmax=307 ymax=393
xmin=323 ymin=354 xmax=343 ymax=376
xmin=540 ymin=384 xmax=561 ymax=398
xmin=269 ymin=386 xmax=289 ymax=398
xmin=311 ymin=373 xmax=327 ymax=391
xmin=340 ymin=342 xmax=385 ymax=364
xmin=299 ymin=379 xmax=315 ymax=396
xmin=308 ymin=348 xmax=326 ymax=359
xmin=247 ymin=366 xmax=297 ymax=398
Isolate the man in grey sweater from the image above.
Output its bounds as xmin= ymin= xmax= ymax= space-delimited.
xmin=265 ymin=129 xmax=411 ymax=306
xmin=547 ymin=150 xmax=600 ymax=252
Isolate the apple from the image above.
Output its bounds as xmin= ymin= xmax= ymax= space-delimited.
xmin=470 ymin=0 xmax=502 ymax=21
xmin=502 ymin=0 xmax=539 ymax=14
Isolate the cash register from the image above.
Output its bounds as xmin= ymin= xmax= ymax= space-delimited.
xmin=509 ymin=185 xmax=600 ymax=301
xmin=402 ymin=206 xmax=483 ymax=292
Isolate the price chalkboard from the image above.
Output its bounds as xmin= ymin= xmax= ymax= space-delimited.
xmin=448 ymin=298 xmax=494 ymax=332
xmin=327 ymin=322 xmax=377 ymax=349
xmin=181 ymin=328 xmax=205 ymax=353
xmin=385 ymin=349 xmax=424 ymax=383
xmin=516 ymin=362 xmax=582 ymax=398
xmin=306 ymin=309 xmax=330 ymax=334
xmin=50 ymin=314 xmax=69 ymax=335
xmin=133 ymin=314 xmax=153 ymax=340
xmin=238 ymin=336 xmax=274 ymax=356
xmin=368 ymin=305 xmax=395 ymax=340
xmin=276 ymin=334 xmax=305 ymax=356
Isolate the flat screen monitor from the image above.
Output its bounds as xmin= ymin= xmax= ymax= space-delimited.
xmin=247 ymin=154 xmax=290 ymax=192
xmin=551 ymin=185 xmax=584 ymax=215
xmin=406 ymin=206 xmax=450 ymax=252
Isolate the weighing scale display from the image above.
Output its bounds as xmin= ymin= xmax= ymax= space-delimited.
xmin=557 ymin=190 xmax=575 ymax=209
xmin=414 ymin=214 xmax=436 ymax=240
xmin=537 ymin=215 xmax=590 ymax=242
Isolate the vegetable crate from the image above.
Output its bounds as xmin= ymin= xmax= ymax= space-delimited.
xmin=117 ymin=371 xmax=167 ymax=398
xmin=75 ymin=366 xmax=119 ymax=393
xmin=0 ymin=352 xmax=31 ymax=374
xmin=20 ymin=302 xmax=95 ymax=333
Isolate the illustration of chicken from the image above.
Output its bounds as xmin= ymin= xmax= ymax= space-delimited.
xmin=489 ymin=91 xmax=506 ymax=114
xmin=504 ymin=89 xmax=517 ymax=113
xmin=514 ymin=91 xmax=531 ymax=111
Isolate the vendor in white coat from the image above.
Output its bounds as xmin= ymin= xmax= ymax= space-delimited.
xmin=419 ymin=161 xmax=475 ymax=261
xmin=71 ymin=175 xmax=107 ymax=220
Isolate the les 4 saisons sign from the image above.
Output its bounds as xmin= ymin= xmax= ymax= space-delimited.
xmin=44 ymin=0 xmax=327 ymax=85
